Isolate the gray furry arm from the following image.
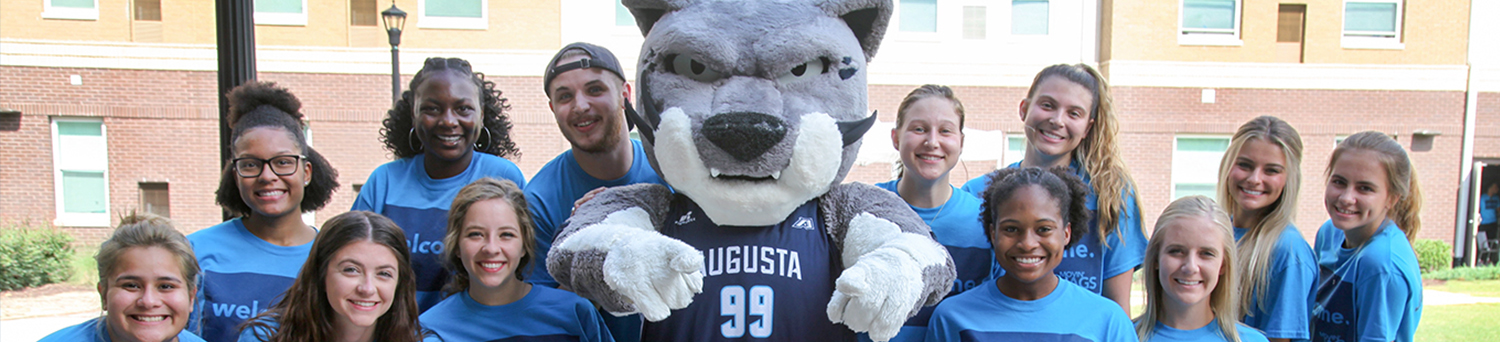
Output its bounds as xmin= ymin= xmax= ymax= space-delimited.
xmin=546 ymin=183 xmax=675 ymax=313
xmin=820 ymin=182 xmax=957 ymax=311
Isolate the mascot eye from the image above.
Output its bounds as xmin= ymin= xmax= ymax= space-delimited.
xmin=664 ymin=54 xmax=723 ymax=82
xmin=777 ymin=57 xmax=831 ymax=83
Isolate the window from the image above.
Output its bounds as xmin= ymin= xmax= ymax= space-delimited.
xmin=140 ymin=183 xmax=169 ymax=218
xmin=1179 ymin=0 xmax=1240 ymax=45
xmin=52 ymin=118 xmax=109 ymax=227
xmin=134 ymin=0 xmax=160 ymax=21
xmin=1003 ymin=134 xmax=1027 ymax=168
xmin=255 ymin=0 xmax=307 ymax=26
xmin=1342 ymin=0 xmax=1403 ymax=49
xmin=351 ymin=0 xmax=377 ymax=26
xmin=899 ymin=0 xmax=937 ymax=32
xmin=43 ymin=0 xmax=98 ymax=20
xmin=962 ymin=6 xmax=986 ymax=39
xmin=418 ymin=0 xmax=488 ymax=30
xmin=1011 ymin=0 xmax=1048 ymax=35
xmin=1172 ymin=136 xmax=1230 ymax=200
xmin=616 ymin=0 xmax=635 ymax=27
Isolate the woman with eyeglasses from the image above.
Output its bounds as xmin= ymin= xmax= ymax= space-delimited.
xmin=187 ymin=81 xmax=340 ymax=342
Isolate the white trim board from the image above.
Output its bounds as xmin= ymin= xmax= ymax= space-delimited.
xmin=0 ymin=39 xmax=555 ymax=77
xmin=1104 ymin=60 xmax=1469 ymax=92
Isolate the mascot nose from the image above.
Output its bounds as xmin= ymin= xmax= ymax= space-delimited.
xmin=703 ymin=112 xmax=787 ymax=162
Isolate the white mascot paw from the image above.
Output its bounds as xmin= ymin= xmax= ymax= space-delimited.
xmin=826 ymin=247 xmax=923 ymax=342
xmin=601 ymin=228 xmax=706 ymax=321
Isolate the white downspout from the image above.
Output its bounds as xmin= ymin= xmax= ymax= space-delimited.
xmin=1455 ymin=0 xmax=1481 ymax=265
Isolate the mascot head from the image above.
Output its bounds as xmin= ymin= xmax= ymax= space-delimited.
xmin=623 ymin=0 xmax=892 ymax=226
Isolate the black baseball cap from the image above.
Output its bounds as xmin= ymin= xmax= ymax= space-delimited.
xmin=543 ymin=42 xmax=627 ymax=96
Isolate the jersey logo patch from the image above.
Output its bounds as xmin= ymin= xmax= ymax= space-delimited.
xmin=677 ymin=211 xmax=697 ymax=225
xmin=792 ymin=217 xmax=815 ymax=231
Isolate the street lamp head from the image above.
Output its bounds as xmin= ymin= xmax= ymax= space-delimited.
xmin=381 ymin=5 xmax=407 ymax=46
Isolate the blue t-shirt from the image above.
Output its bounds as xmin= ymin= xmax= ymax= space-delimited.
xmin=867 ymin=180 xmax=990 ymax=342
xmin=961 ymin=162 xmax=1147 ymax=295
xmin=420 ymin=286 xmax=614 ymax=342
xmin=187 ymin=218 xmax=312 ymax=342
xmin=642 ymin=195 xmax=852 ymax=341
xmin=1145 ymin=320 xmax=1269 ymax=342
xmin=525 ymin=139 xmax=666 ymax=288
xmin=352 ymin=152 xmax=527 ymax=312
xmin=39 ymin=318 xmax=207 ymax=342
xmin=1482 ymin=194 xmax=1498 ymax=224
xmin=1310 ymin=220 xmax=1423 ymax=342
xmin=924 ymin=279 xmax=1138 ymax=342
xmin=1234 ymin=225 xmax=1316 ymax=341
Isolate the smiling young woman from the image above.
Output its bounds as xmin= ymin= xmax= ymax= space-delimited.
xmin=1135 ymin=196 xmax=1267 ymax=342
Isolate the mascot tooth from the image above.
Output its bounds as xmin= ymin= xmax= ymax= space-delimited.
xmin=547 ymin=1 xmax=957 ymax=341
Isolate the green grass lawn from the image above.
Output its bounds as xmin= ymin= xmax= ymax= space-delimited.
xmin=1417 ymin=303 xmax=1500 ymax=341
xmin=1428 ymin=279 xmax=1500 ymax=297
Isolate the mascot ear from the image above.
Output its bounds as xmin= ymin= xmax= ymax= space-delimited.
xmin=816 ymin=0 xmax=893 ymax=61
xmin=623 ymin=0 xmax=684 ymax=36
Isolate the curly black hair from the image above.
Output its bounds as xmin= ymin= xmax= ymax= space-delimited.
xmin=216 ymin=81 xmax=340 ymax=217
xmin=380 ymin=57 xmax=519 ymax=159
xmin=979 ymin=167 xmax=1091 ymax=248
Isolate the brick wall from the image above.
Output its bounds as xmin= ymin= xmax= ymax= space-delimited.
xmin=0 ymin=66 xmax=1481 ymax=248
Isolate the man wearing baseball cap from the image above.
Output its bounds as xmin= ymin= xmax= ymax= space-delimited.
xmin=524 ymin=42 xmax=665 ymax=342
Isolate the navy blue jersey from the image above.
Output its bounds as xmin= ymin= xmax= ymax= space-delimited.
xmin=643 ymin=195 xmax=853 ymax=341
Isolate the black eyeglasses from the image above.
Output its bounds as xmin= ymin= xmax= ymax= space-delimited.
xmin=232 ymin=155 xmax=306 ymax=178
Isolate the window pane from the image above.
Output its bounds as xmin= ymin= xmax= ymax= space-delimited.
xmin=1183 ymin=0 xmax=1235 ymax=30
xmin=351 ymin=0 xmax=376 ymax=26
xmin=53 ymin=0 xmax=94 ymax=9
xmin=1177 ymin=137 xmax=1230 ymax=152
xmin=135 ymin=0 xmax=161 ymax=21
xmin=255 ymin=0 xmax=302 ymax=14
xmin=963 ymin=6 xmax=986 ymax=39
xmin=140 ymin=182 xmax=169 ymax=218
xmin=427 ymin=0 xmax=482 ymax=18
xmin=1175 ymin=183 xmax=1217 ymax=200
xmin=1004 ymin=135 xmax=1027 ymax=166
xmin=900 ymin=0 xmax=937 ymax=32
xmin=1345 ymin=2 xmax=1397 ymax=33
xmin=58 ymin=121 xmax=102 ymax=136
xmin=1012 ymin=0 xmax=1048 ymax=35
xmin=617 ymin=0 xmax=635 ymax=26
xmin=62 ymin=171 xmax=106 ymax=214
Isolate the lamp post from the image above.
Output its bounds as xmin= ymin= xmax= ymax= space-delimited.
xmin=381 ymin=5 xmax=407 ymax=104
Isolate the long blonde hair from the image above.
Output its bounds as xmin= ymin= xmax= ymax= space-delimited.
xmin=1027 ymin=64 xmax=1139 ymax=243
xmin=1216 ymin=116 xmax=1302 ymax=317
xmin=1135 ymin=196 xmax=1241 ymax=342
xmin=1327 ymin=131 xmax=1422 ymax=241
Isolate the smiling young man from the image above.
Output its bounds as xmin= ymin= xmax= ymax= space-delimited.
xmin=524 ymin=42 xmax=667 ymax=342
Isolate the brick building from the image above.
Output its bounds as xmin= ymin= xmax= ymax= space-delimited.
xmin=2 ymin=0 xmax=1497 ymax=263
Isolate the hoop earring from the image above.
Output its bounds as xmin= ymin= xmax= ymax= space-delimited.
xmin=475 ymin=126 xmax=492 ymax=151
xmin=408 ymin=128 xmax=423 ymax=153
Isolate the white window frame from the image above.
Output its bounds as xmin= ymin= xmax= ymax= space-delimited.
xmin=41 ymin=0 xmax=99 ymax=20
xmin=1002 ymin=133 xmax=1027 ymax=168
xmin=51 ymin=117 xmax=110 ymax=227
xmin=1178 ymin=0 xmax=1243 ymax=46
xmin=892 ymin=0 xmax=942 ymax=41
xmin=1341 ymin=0 xmax=1404 ymax=50
xmin=1171 ymin=135 xmax=1231 ymax=200
xmin=253 ymin=0 xmax=308 ymax=26
xmin=417 ymin=0 xmax=489 ymax=30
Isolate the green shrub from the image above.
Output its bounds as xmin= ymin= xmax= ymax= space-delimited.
xmin=1425 ymin=265 xmax=1500 ymax=281
xmin=1415 ymin=239 xmax=1452 ymax=274
xmin=0 ymin=224 xmax=76 ymax=291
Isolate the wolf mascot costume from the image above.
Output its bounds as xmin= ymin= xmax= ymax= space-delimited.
xmin=547 ymin=1 xmax=956 ymax=341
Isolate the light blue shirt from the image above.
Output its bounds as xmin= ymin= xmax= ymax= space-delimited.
xmin=352 ymin=152 xmax=526 ymax=312
xmin=1311 ymin=220 xmax=1422 ymax=342
xmin=865 ymin=180 xmax=990 ymax=342
xmin=39 ymin=318 xmax=207 ymax=342
xmin=187 ymin=218 xmax=311 ymax=342
xmin=420 ymin=287 xmax=614 ymax=342
xmin=925 ymin=279 xmax=1139 ymax=342
xmin=1234 ymin=225 xmax=1316 ymax=341
xmin=1145 ymin=320 xmax=1269 ymax=342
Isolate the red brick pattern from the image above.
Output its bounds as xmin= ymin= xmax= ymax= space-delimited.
xmin=0 ymin=66 xmax=1483 ymax=248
